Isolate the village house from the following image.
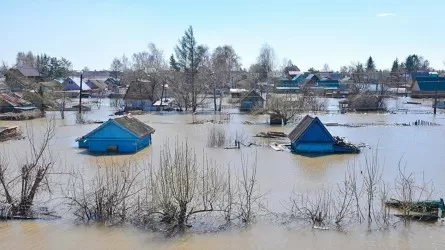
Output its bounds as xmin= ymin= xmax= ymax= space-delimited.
xmin=288 ymin=115 xmax=359 ymax=154
xmin=85 ymin=79 xmax=107 ymax=91
xmin=239 ymin=90 xmax=264 ymax=111
xmin=77 ymin=115 xmax=155 ymax=153
xmin=62 ymin=77 xmax=91 ymax=91
xmin=4 ymin=66 xmax=43 ymax=91
xmin=410 ymin=76 xmax=445 ymax=98
xmin=301 ymin=74 xmax=319 ymax=87
xmin=123 ymin=80 xmax=156 ymax=111
xmin=39 ymin=80 xmax=62 ymax=91
xmin=0 ymin=92 xmax=36 ymax=113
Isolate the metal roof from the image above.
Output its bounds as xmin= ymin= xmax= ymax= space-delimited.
xmin=288 ymin=115 xmax=315 ymax=142
xmin=114 ymin=116 xmax=155 ymax=137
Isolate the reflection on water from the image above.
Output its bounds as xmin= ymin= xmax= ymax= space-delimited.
xmin=0 ymin=98 xmax=444 ymax=249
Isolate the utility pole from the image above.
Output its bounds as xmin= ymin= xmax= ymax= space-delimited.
xmin=79 ymin=73 xmax=83 ymax=113
xmin=434 ymin=77 xmax=439 ymax=115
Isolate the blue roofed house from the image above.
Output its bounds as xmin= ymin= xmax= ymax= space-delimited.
xmin=411 ymin=76 xmax=445 ymax=98
xmin=288 ymin=115 xmax=359 ymax=154
xmin=276 ymin=72 xmax=306 ymax=92
xmin=77 ymin=115 xmax=155 ymax=153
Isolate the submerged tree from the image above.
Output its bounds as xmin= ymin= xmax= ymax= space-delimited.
xmin=0 ymin=118 xmax=56 ymax=218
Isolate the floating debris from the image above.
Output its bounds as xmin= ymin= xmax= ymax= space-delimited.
xmin=255 ymin=131 xmax=287 ymax=138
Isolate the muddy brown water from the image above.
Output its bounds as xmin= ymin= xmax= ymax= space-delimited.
xmin=0 ymin=98 xmax=445 ymax=249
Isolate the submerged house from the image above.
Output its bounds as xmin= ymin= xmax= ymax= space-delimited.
xmin=0 ymin=92 xmax=36 ymax=113
xmin=77 ymin=115 xmax=155 ymax=153
xmin=4 ymin=66 xmax=43 ymax=91
xmin=239 ymin=90 xmax=265 ymax=111
xmin=124 ymin=80 xmax=156 ymax=111
xmin=85 ymin=79 xmax=107 ymax=91
xmin=411 ymin=76 xmax=445 ymax=98
xmin=288 ymin=115 xmax=359 ymax=154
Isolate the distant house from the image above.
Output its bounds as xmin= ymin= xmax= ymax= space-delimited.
xmin=230 ymin=88 xmax=248 ymax=98
xmin=4 ymin=66 xmax=43 ymax=91
xmin=288 ymin=115 xmax=359 ymax=154
xmin=411 ymin=76 xmax=445 ymax=98
xmin=85 ymin=79 xmax=107 ymax=90
xmin=0 ymin=92 xmax=36 ymax=113
xmin=39 ymin=80 xmax=62 ymax=91
xmin=124 ymin=80 xmax=156 ymax=111
xmin=239 ymin=90 xmax=264 ymax=111
xmin=62 ymin=77 xmax=91 ymax=91
xmin=301 ymin=74 xmax=319 ymax=87
xmin=77 ymin=115 xmax=155 ymax=153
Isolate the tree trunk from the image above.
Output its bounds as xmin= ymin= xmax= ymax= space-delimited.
xmin=213 ymin=88 xmax=217 ymax=112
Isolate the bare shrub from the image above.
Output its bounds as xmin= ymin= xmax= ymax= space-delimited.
xmin=393 ymin=162 xmax=434 ymax=223
xmin=65 ymin=161 xmax=142 ymax=225
xmin=235 ymin=154 xmax=261 ymax=224
xmin=207 ymin=126 xmax=226 ymax=148
xmin=0 ymin=117 xmax=56 ymax=218
xmin=288 ymin=189 xmax=333 ymax=228
xmin=147 ymin=141 xmax=229 ymax=232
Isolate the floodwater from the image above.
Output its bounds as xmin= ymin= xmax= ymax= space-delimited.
xmin=1 ymin=97 xmax=445 ymax=249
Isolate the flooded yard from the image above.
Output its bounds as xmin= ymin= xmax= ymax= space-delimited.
xmin=0 ymin=98 xmax=445 ymax=249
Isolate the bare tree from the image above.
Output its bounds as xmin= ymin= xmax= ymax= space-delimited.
xmin=257 ymin=43 xmax=276 ymax=82
xmin=0 ymin=117 xmax=56 ymax=218
xmin=362 ymin=151 xmax=383 ymax=227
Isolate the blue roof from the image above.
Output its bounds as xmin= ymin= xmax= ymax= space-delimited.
xmin=317 ymin=79 xmax=340 ymax=88
xmin=415 ymin=77 xmax=445 ymax=91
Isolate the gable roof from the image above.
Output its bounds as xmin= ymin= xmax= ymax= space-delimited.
xmin=81 ymin=115 xmax=155 ymax=140
xmin=87 ymin=79 xmax=107 ymax=90
xmin=17 ymin=66 xmax=40 ymax=77
xmin=288 ymin=115 xmax=333 ymax=142
xmin=124 ymin=80 xmax=154 ymax=100
xmin=414 ymin=77 xmax=445 ymax=91
xmin=240 ymin=89 xmax=264 ymax=102
xmin=114 ymin=116 xmax=155 ymax=137
xmin=0 ymin=92 xmax=32 ymax=107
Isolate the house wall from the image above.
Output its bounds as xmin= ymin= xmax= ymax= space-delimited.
xmin=137 ymin=135 xmax=152 ymax=150
xmin=291 ymin=142 xmax=334 ymax=153
xmin=88 ymin=139 xmax=138 ymax=153
xmin=124 ymin=99 xmax=153 ymax=111
xmin=298 ymin=122 xmax=334 ymax=143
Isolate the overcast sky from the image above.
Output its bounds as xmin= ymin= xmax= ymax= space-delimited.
xmin=1 ymin=0 xmax=444 ymax=71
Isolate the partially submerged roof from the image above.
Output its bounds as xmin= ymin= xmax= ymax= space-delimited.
xmin=414 ymin=77 xmax=445 ymax=91
xmin=113 ymin=116 xmax=155 ymax=137
xmin=288 ymin=115 xmax=315 ymax=142
xmin=288 ymin=115 xmax=334 ymax=142
xmin=0 ymin=92 xmax=32 ymax=107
